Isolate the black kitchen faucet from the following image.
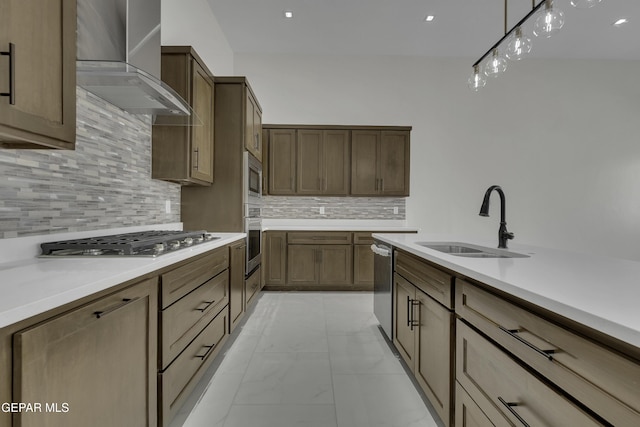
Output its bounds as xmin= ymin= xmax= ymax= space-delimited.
xmin=479 ymin=185 xmax=515 ymax=249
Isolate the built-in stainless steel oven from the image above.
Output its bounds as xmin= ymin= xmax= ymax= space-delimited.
xmin=244 ymin=151 xmax=262 ymax=202
xmin=245 ymin=215 xmax=261 ymax=274
xmin=244 ymin=152 xmax=262 ymax=276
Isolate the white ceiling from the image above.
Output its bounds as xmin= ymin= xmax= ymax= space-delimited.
xmin=206 ymin=0 xmax=640 ymax=61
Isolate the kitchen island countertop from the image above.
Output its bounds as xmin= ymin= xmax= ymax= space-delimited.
xmin=0 ymin=232 xmax=245 ymax=329
xmin=373 ymin=232 xmax=640 ymax=350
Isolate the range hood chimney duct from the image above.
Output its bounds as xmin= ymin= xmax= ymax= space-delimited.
xmin=76 ymin=0 xmax=191 ymax=117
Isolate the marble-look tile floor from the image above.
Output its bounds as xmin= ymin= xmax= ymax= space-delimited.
xmin=171 ymin=292 xmax=441 ymax=427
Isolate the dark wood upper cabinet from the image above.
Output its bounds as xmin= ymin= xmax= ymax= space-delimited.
xmin=352 ymin=130 xmax=410 ymax=196
xmin=268 ymin=128 xmax=297 ymax=195
xmin=245 ymin=91 xmax=262 ymax=161
xmin=152 ymin=46 xmax=214 ymax=185
xmin=265 ymin=125 xmax=409 ymax=197
xmin=0 ymin=0 xmax=76 ymax=149
xmin=297 ymin=129 xmax=350 ymax=195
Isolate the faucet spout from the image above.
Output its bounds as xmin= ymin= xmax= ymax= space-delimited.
xmin=479 ymin=185 xmax=514 ymax=249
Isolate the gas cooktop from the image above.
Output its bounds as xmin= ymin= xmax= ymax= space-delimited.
xmin=40 ymin=230 xmax=219 ymax=257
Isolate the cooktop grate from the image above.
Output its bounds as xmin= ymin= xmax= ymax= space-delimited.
xmin=40 ymin=230 xmax=213 ymax=256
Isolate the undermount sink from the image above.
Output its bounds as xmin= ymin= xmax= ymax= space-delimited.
xmin=417 ymin=242 xmax=530 ymax=259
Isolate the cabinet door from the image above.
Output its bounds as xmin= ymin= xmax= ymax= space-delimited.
xmin=253 ymin=99 xmax=263 ymax=161
xmin=393 ymin=273 xmax=416 ymax=368
xmin=379 ymin=131 xmax=410 ymax=196
xmin=287 ymin=244 xmax=318 ymax=285
xmin=455 ymin=383 xmax=495 ymax=427
xmin=415 ymin=289 xmax=453 ymax=427
xmin=0 ymin=0 xmax=76 ymax=149
xmin=351 ymin=130 xmax=380 ymax=195
xmin=190 ymin=58 xmax=214 ymax=183
xmin=353 ymin=244 xmax=374 ymax=288
xmin=268 ymin=129 xmax=297 ymax=195
xmin=245 ymin=91 xmax=262 ymax=161
xmin=317 ymin=245 xmax=353 ymax=286
xmin=153 ymin=47 xmax=214 ymax=185
xmin=229 ymin=240 xmax=246 ymax=332
xmin=265 ymin=231 xmax=287 ymax=286
xmin=297 ymin=129 xmax=323 ymax=194
xmin=13 ymin=279 xmax=157 ymax=427
xmin=323 ymin=130 xmax=350 ymax=195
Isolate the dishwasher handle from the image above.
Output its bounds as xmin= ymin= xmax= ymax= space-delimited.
xmin=371 ymin=244 xmax=391 ymax=257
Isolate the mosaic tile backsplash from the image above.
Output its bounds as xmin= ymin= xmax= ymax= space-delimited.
xmin=0 ymin=88 xmax=181 ymax=239
xmin=262 ymin=196 xmax=405 ymax=220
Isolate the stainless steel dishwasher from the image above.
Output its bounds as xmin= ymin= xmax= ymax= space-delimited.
xmin=372 ymin=239 xmax=393 ymax=340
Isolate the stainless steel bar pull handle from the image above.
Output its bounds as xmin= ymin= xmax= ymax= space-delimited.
xmin=499 ymin=326 xmax=555 ymax=361
xmin=406 ymin=296 xmax=411 ymax=327
xmin=498 ymin=397 xmax=530 ymax=427
xmin=94 ymin=297 xmax=139 ymax=319
xmin=193 ymin=148 xmax=199 ymax=169
xmin=410 ymin=299 xmax=420 ymax=331
xmin=1 ymin=43 xmax=15 ymax=105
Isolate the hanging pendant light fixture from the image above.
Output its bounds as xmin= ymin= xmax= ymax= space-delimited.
xmin=467 ymin=65 xmax=487 ymax=91
xmin=533 ymin=0 xmax=565 ymax=38
xmin=505 ymin=27 xmax=532 ymax=60
xmin=468 ymin=0 xmax=603 ymax=91
xmin=484 ymin=49 xmax=508 ymax=77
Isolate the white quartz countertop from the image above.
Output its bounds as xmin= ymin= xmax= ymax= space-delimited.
xmin=0 ymin=232 xmax=245 ymax=329
xmin=262 ymin=219 xmax=418 ymax=232
xmin=372 ymin=233 xmax=640 ymax=349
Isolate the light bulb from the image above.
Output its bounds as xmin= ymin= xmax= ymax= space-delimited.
xmin=505 ymin=27 xmax=532 ymax=61
xmin=570 ymin=0 xmax=602 ymax=8
xmin=533 ymin=0 xmax=565 ymax=38
xmin=467 ymin=65 xmax=486 ymax=91
xmin=483 ymin=50 xmax=507 ymax=78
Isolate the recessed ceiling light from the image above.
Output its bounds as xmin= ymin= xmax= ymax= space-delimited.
xmin=613 ymin=18 xmax=628 ymax=26
xmin=284 ymin=10 xmax=293 ymax=19
xmin=424 ymin=15 xmax=435 ymax=22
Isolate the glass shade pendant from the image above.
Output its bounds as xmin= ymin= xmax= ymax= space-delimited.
xmin=484 ymin=49 xmax=507 ymax=78
xmin=570 ymin=0 xmax=602 ymax=8
xmin=468 ymin=65 xmax=487 ymax=91
xmin=533 ymin=0 xmax=565 ymax=38
xmin=505 ymin=27 xmax=532 ymax=61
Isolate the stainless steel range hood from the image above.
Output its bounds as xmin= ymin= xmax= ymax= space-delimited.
xmin=77 ymin=0 xmax=192 ymax=118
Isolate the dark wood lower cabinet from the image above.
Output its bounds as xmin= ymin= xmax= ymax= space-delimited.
xmin=13 ymin=278 xmax=158 ymax=427
xmin=264 ymin=231 xmax=287 ymax=286
xmin=264 ymin=230 xmax=414 ymax=290
xmin=287 ymin=244 xmax=352 ymax=287
xmin=353 ymin=244 xmax=374 ymax=288
xmin=229 ymin=240 xmax=246 ymax=333
xmin=393 ymin=252 xmax=454 ymax=427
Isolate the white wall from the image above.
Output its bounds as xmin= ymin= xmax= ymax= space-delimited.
xmin=234 ymin=53 xmax=640 ymax=261
xmin=161 ymin=0 xmax=234 ymax=75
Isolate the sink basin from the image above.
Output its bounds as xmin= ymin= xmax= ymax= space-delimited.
xmin=417 ymin=242 xmax=530 ymax=259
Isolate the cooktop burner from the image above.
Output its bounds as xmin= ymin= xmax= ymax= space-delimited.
xmin=40 ymin=230 xmax=218 ymax=257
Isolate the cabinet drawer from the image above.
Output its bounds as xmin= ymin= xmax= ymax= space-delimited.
xmin=455 ymin=382 xmax=493 ymax=427
xmin=287 ymin=231 xmax=352 ymax=245
xmin=456 ymin=280 xmax=640 ymax=427
xmin=160 ymin=270 xmax=229 ymax=368
xmin=159 ymin=308 xmax=228 ymax=425
xmin=353 ymin=232 xmax=374 ymax=244
xmin=245 ymin=266 xmax=261 ymax=307
xmin=161 ymin=247 xmax=229 ymax=308
xmin=395 ymin=250 xmax=453 ymax=309
xmin=457 ymin=320 xmax=603 ymax=427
